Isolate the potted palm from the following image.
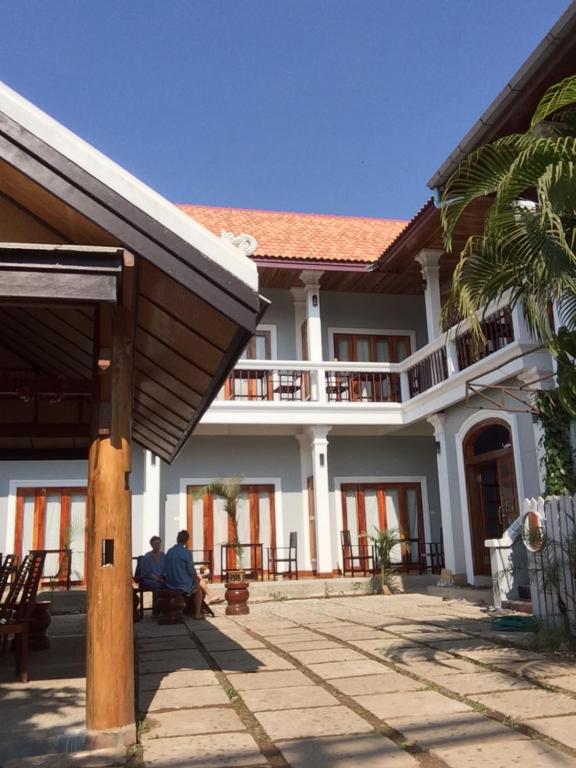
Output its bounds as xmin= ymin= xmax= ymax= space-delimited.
xmin=195 ymin=477 xmax=250 ymax=615
xmin=366 ymin=527 xmax=404 ymax=595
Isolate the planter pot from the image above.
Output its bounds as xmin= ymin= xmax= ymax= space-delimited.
xmin=225 ymin=581 xmax=250 ymax=615
xmin=157 ymin=589 xmax=186 ymax=624
xmin=29 ymin=600 xmax=52 ymax=650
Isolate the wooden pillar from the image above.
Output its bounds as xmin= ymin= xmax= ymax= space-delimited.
xmin=86 ymin=299 xmax=135 ymax=746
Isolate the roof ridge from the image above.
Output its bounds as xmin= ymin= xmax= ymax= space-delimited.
xmin=177 ymin=202 xmax=407 ymax=224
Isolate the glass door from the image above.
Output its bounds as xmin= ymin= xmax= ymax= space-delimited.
xmin=15 ymin=486 xmax=87 ymax=585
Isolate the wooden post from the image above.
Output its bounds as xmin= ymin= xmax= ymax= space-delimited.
xmin=85 ymin=299 xmax=135 ymax=746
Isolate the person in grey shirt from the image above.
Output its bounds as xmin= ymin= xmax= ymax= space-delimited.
xmin=164 ymin=530 xmax=203 ymax=619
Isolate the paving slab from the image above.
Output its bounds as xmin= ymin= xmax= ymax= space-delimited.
xmin=330 ymin=672 xmax=426 ymax=696
xmin=142 ymin=732 xmax=267 ymax=767
xmin=3 ymin=748 xmax=123 ymax=768
xmin=142 ymin=706 xmax=244 ymax=738
xmin=139 ymin=669 xmax=219 ymax=691
xmin=397 ymin=657 xmax=482 ymax=678
xmin=320 ymin=626 xmax=389 ymax=641
xmin=307 ymin=659 xmax=387 ymax=679
xmin=276 ymin=733 xmax=420 ymax=767
xmin=505 ymin=659 xmax=576 ymax=678
xmin=259 ymin=631 xmax=323 ymax=644
xmin=138 ymin=652 xmax=210 ymax=674
xmin=524 ymin=714 xmax=576 ymax=750
xmin=272 ymin=639 xmax=343 ymax=651
xmin=232 ymin=669 xmax=313 ymax=691
xmin=199 ymin=637 xmax=265 ymax=651
xmin=137 ymin=636 xmax=198 ymax=652
xmin=135 ymin=622 xmax=189 ymax=637
xmin=354 ymin=689 xmax=471 ymax=719
xmin=139 ymin=684 xmax=230 ymax=712
xmin=350 ymin=638 xmax=417 ymax=654
xmin=460 ymin=647 xmax=542 ymax=664
xmin=210 ymin=648 xmax=294 ymax=673
xmin=288 ymin=647 xmax=367 ymax=664
xmin=436 ymin=671 xmax=533 ymax=695
xmin=431 ymin=739 xmax=576 ymax=767
xmin=255 ymin=705 xmax=372 ymax=740
xmin=474 ymin=688 xmax=576 ymax=719
xmin=240 ymin=684 xmax=339 ymax=711
xmin=391 ymin=710 xmax=527 ymax=750
xmin=548 ymin=675 xmax=576 ymax=692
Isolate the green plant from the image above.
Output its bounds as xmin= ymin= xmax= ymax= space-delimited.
xmin=194 ymin=477 xmax=244 ymax=575
xmin=440 ymin=75 xmax=576 ymax=414
xmin=224 ymin=686 xmax=238 ymax=700
xmin=365 ymin=527 xmax=404 ymax=594
xmin=534 ymin=390 xmax=576 ymax=495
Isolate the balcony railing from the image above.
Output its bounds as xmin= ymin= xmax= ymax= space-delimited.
xmin=325 ymin=370 xmax=401 ymax=403
xmin=406 ymin=347 xmax=448 ymax=398
xmin=217 ymin=302 xmax=525 ymax=406
xmin=456 ymin=307 xmax=514 ymax=371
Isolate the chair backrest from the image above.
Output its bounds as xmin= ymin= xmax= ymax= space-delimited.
xmin=0 ymin=551 xmax=46 ymax=622
xmin=0 ymin=554 xmax=16 ymax=604
xmin=133 ymin=555 xmax=143 ymax=581
xmin=288 ymin=532 xmax=297 ymax=551
xmin=340 ymin=530 xmax=352 ymax=551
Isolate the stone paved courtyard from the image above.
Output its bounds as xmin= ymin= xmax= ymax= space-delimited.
xmin=135 ymin=594 xmax=576 ymax=767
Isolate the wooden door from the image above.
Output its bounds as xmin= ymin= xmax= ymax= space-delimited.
xmin=497 ymin=453 xmax=518 ymax=529
xmin=341 ymin=483 xmax=423 ymax=565
xmin=226 ymin=330 xmax=272 ymax=400
xmin=187 ymin=484 xmax=276 ymax=578
xmin=15 ymin=486 xmax=87 ymax=585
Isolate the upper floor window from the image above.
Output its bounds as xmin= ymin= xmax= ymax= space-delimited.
xmin=241 ymin=330 xmax=271 ymax=360
xmin=333 ymin=333 xmax=411 ymax=363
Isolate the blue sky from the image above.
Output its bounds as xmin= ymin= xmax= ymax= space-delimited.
xmin=1 ymin=1 xmax=572 ymax=220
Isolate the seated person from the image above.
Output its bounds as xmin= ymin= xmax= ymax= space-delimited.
xmin=138 ymin=536 xmax=166 ymax=591
xmin=164 ymin=530 xmax=203 ymax=619
xmin=197 ymin=565 xmax=223 ymax=605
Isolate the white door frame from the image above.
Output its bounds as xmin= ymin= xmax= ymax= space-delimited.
xmin=455 ymin=410 xmax=524 ymax=585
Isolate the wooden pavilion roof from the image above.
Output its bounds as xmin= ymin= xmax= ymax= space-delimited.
xmin=0 ymin=82 xmax=265 ymax=462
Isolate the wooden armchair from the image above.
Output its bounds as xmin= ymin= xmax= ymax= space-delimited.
xmin=267 ymin=532 xmax=298 ymax=580
xmin=0 ymin=550 xmax=46 ymax=683
xmin=341 ymin=530 xmax=375 ymax=577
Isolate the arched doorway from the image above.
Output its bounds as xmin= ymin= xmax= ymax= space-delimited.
xmin=463 ymin=420 xmax=518 ymax=576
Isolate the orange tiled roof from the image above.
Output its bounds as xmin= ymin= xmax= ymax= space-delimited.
xmin=178 ymin=204 xmax=407 ymax=264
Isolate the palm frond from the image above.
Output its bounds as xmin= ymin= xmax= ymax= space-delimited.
xmin=531 ymin=75 xmax=576 ymax=129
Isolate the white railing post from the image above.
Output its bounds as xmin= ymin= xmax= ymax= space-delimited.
xmin=400 ymin=371 xmax=411 ymax=401
xmin=446 ymin=338 xmax=459 ymax=378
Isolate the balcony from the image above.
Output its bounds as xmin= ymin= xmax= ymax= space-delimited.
xmin=205 ymin=303 xmax=545 ymax=426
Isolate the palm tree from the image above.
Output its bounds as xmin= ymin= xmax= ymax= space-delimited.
xmin=194 ymin=477 xmax=244 ymax=574
xmin=366 ymin=527 xmax=403 ymax=594
xmin=440 ymin=75 xmax=576 ymax=412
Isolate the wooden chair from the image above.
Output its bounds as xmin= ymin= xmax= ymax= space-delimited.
xmin=419 ymin=541 xmax=445 ymax=574
xmin=133 ymin=556 xmax=160 ymax=621
xmin=0 ymin=550 xmax=46 ymax=683
xmin=341 ymin=530 xmax=375 ymax=577
xmin=267 ymin=532 xmax=298 ymax=580
xmin=0 ymin=554 xmax=16 ymax=604
xmin=191 ymin=550 xmax=213 ymax=581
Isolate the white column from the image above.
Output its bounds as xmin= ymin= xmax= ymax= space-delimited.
xmin=291 ymin=287 xmax=306 ymax=360
xmin=307 ymin=425 xmax=333 ymax=576
xmin=142 ymin=450 xmax=161 ymax=553
xmin=415 ymin=249 xmax=443 ymax=341
xmin=427 ymin=414 xmax=456 ymax=572
xmin=446 ymin=339 xmax=459 ymax=378
xmin=300 ymin=271 xmax=326 ymax=401
xmin=296 ymin=434 xmax=314 ymax=573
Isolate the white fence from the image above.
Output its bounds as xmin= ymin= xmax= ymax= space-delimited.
xmin=523 ymin=495 xmax=576 ymax=629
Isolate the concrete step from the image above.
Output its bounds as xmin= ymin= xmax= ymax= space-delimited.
xmin=427 ymin=584 xmax=493 ymax=605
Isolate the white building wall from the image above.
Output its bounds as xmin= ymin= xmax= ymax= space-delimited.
xmin=320 ymin=291 xmax=429 ymax=353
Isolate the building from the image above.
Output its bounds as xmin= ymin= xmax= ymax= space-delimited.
xmin=2 ymin=4 xmax=576 ymax=616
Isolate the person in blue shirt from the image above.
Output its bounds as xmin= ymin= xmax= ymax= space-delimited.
xmin=138 ymin=536 xmax=166 ymax=591
xmin=164 ymin=530 xmax=203 ymax=619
